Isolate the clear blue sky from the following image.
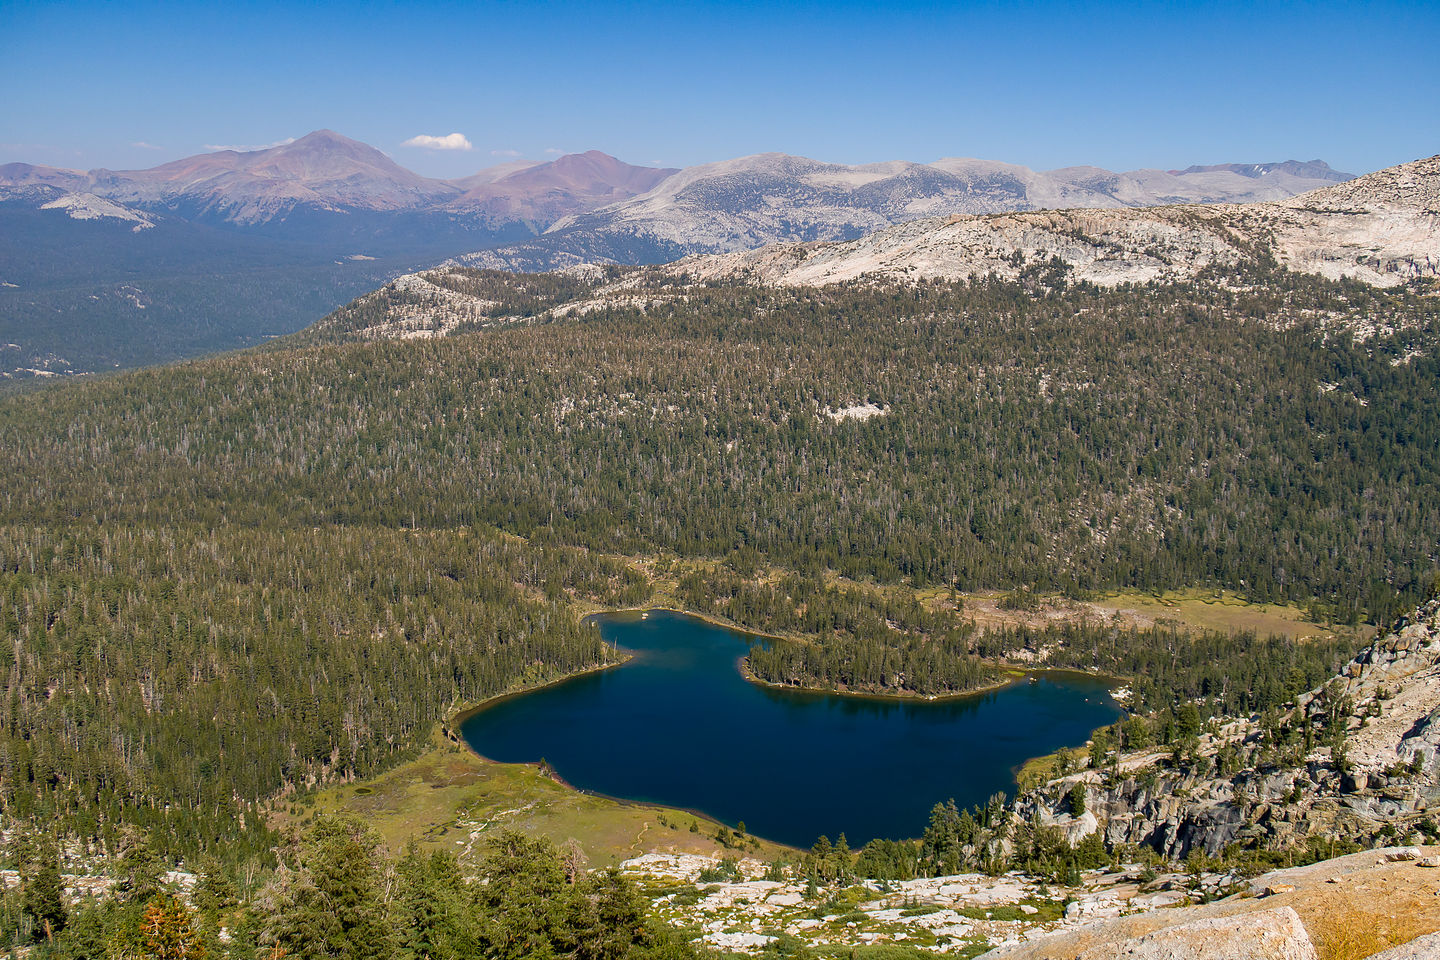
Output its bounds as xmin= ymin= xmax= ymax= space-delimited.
xmin=3 ymin=0 xmax=1436 ymax=178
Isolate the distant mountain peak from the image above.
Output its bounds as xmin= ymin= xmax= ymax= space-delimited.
xmin=1168 ymin=160 xmax=1349 ymax=181
xmin=446 ymin=151 xmax=677 ymax=223
xmin=282 ymin=129 xmax=389 ymax=157
xmin=294 ymin=128 xmax=349 ymax=143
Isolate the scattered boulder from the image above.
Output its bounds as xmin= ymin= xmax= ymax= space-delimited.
xmin=1385 ymin=848 xmax=1424 ymax=862
xmin=1257 ymin=882 xmax=1297 ymax=897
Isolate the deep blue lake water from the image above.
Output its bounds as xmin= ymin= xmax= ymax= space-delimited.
xmin=458 ymin=609 xmax=1120 ymax=848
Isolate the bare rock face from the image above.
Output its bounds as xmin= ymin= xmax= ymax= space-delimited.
xmin=1073 ymin=907 xmax=1319 ymax=960
xmin=1012 ymin=600 xmax=1440 ymax=862
xmin=1362 ymin=931 xmax=1440 ymax=959
xmin=979 ymin=906 xmax=1319 ymax=960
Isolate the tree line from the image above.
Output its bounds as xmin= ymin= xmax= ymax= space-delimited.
xmin=2 ymin=818 xmax=700 ymax=959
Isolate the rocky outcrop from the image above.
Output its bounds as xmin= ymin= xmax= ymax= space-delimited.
xmin=978 ymin=907 xmax=1320 ymax=960
xmin=977 ymin=847 xmax=1440 ymax=960
xmin=1364 ymin=932 xmax=1440 ymax=959
xmin=1075 ymin=907 xmax=1318 ymax=960
xmin=1018 ymin=600 xmax=1440 ymax=860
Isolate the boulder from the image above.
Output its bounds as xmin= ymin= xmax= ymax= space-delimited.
xmin=1362 ymin=931 xmax=1440 ymax=959
xmin=1073 ymin=906 xmax=1318 ymax=960
xmin=1384 ymin=847 xmax=1423 ymax=862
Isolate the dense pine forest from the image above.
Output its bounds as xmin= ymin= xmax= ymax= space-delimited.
xmin=7 ymin=265 xmax=1438 ymax=605
xmin=1 ymin=257 xmax=1438 ymax=953
xmin=0 ymin=524 xmax=647 ymax=859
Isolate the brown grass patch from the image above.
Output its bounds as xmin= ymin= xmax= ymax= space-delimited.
xmin=1308 ymin=901 xmax=1438 ymax=960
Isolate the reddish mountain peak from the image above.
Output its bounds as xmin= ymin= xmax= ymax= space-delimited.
xmin=290 ymin=129 xmax=352 ymax=146
xmin=446 ymin=151 xmax=675 ymax=223
xmin=274 ymin=130 xmax=394 ymax=164
xmin=247 ymin=131 xmax=420 ymax=183
xmin=493 ymin=151 xmax=676 ymax=196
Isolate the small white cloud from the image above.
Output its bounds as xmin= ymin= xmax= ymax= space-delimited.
xmin=203 ymin=137 xmax=295 ymax=152
xmin=131 ymin=141 xmax=163 ymax=150
xmin=544 ymin=147 xmax=564 ymax=155
xmin=403 ymin=133 xmax=473 ymax=151
xmin=489 ymin=148 xmax=521 ymax=158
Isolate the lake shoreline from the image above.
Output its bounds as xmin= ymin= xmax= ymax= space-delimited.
xmin=447 ymin=606 xmax=1125 ymax=846
xmin=736 ymin=653 xmax=1026 ymax=703
xmin=445 ymin=605 xmax=1125 ymax=732
xmin=590 ymin=605 xmax=1051 ymax=703
xmin=445 ymin=654 xmax=633 ymax=738
xmin=443 ymin=645 xmax=780 ymax=847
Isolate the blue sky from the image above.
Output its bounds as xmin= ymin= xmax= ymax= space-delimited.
xmin=3 ymin=0 xmax=1436 ymax=177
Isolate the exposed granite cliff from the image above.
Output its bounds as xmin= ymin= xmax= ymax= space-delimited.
xmin=1018 ymin=600 xmax=1440 ymax=861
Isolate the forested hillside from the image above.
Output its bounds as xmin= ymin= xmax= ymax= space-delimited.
xmin=0 ymin=523 xmax=647 ymax=861
xmin=25 ymin=260 xmax=1430 ymax=608
xmin=1 ymin=256 xmax=1437 ymax=876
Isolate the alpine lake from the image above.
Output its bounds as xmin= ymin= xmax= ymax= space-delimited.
xmin=459 ymin=609 xmax=1121 ymax=848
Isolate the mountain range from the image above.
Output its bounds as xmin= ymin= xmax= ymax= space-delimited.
xmin=316 ymin=153 xmax=1438 ymax=345
xmin=662 ymin=154 xmax=1440 ymax=291
xmin=0 ymin=130 xmax=675 ymax=229
xmin=454 ymin=154 xmax=1353 ymax=272
xmin=0 ymin=129 xmax=1356 ymax=378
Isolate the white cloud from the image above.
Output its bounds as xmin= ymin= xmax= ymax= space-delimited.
xmin=403 ymin=133 xmax=473 ymax=151
xmin=203 ymin=137 xmax=295 ymax=153
xmin=131 ymin=141 xmax=163 ymax=151
xmin=489 ymin=148 xmax=521 ymax=157
xmin=544 ymin=147 xmax=565 ymax=155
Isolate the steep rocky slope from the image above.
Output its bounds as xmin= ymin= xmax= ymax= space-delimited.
xmin=1016 ymin=599 xmax=1440 ymax=863
xmin=976 ymin=846 xmax=1440 ymax=959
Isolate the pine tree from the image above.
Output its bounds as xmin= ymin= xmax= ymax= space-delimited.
xmin=263 ymin=817 xmax=396 ymax=960
xmin=394 ymin=844 xmax=478 ymax=960
xmin=23 ymin=854 xmax=68 ymax=941
xmin=137 ymin=896 xmax=206 ymax=960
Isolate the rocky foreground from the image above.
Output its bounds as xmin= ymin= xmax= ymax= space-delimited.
xmin=621 ymin=847 xmax=1440 ymax=958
